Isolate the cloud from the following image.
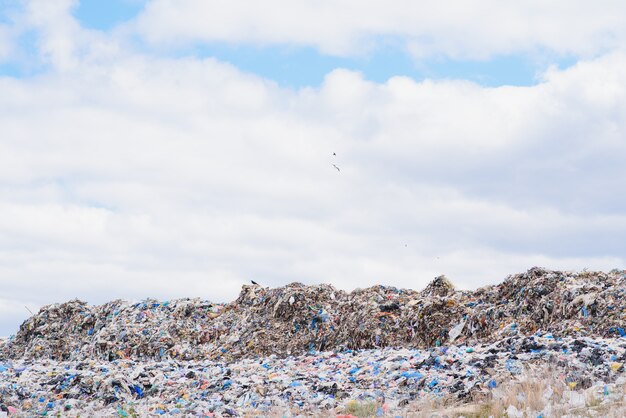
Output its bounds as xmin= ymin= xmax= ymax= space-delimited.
xmin=0 ymin=0 xmax=126 ymax=71
xmin=133 ymin=0 xmax=626 ymax=59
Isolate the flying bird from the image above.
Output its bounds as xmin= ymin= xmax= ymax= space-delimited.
xmin=333 ymin=152 xmax=336 ymax=156
xmin=332 ymin=164 xmax=340 ymax=172
xmin=251 ymin=280 xmax=259 ymax=285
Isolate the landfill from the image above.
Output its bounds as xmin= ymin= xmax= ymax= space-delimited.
xmin=1 ymin=267 xmax=625 ymax=416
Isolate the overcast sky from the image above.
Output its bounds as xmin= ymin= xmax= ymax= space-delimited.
xmin=1 ymin=0 xmax=625 ymax=335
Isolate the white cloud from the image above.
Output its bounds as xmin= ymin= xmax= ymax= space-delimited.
xmin=133 ymin=0 xmax=626 ymax=59
xmin=0 ymin=0 xmax=126 ymax=71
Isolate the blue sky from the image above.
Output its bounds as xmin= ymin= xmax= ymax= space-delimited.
xmin=74 ymin=0 xmax=145 ymax=31
xmin=183 ymin=45 xmax=558 ymax=88
xmin=0 ymin=0 xmax=625 ymax=336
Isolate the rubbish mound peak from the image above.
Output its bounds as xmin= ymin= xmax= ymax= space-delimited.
xmin=2 ymin=268 xmax=625 ymax=363
xmin=421 ymin=274 xmax=455 ymax=297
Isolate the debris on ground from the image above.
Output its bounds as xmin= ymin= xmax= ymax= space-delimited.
xmin=1 ymin=267 xmax=625 ymax=416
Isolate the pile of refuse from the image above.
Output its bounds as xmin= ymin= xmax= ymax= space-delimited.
xmin=1 ymin=335 xmax=626 ymax=416
xmin=1 ymin=267 xmax=626 ymax=416
xmin=2 ymin=267 xmax=626 ymax=363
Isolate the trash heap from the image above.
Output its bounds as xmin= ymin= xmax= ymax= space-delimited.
xmin=2 ymin=267 xmax=626 ymax=416
xmin=2 ymin=298 xmax=226 ymax=362
xmin=1 ymin=335 xmax=626 ymax=416
xmin=3 ymin=267 xmax=626 ymax=363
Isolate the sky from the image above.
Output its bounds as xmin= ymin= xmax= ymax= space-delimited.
xmin=1 ymin=0 xmax=625 ymax=335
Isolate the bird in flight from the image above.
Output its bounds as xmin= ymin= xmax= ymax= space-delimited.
xmin=251 ymin=280 xmax=259 ymax=285
xmin=332 ymin=164 xmax=340 ymax=172
xmin=333 ymin=152 xmax=336 ymax=156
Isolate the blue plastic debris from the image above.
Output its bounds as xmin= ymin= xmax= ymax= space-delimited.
xmin=133 ymin=384 xmax=144 ymax=398
xmin=505 ymin=359 xmax=522 ymax=374
xmin=401 ymin=371 xmax=423 ymax=379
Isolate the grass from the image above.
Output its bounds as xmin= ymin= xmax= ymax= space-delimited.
xmin=342 ymin=400 xmax=379 ymax=417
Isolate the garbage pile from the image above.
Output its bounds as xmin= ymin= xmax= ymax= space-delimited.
xmin=2 ymin=298 xmax=226 ymax=362
xmin=3 ymin=267 xmax=626 ymax=362
xmin=1 ymin=267 xmax=626 ymax=416
xmin=1 ymin=335 xmax=626 ymax=417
